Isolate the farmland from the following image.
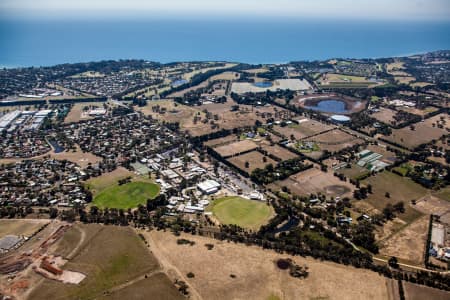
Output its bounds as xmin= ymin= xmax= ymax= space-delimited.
xmin=295 ymin=129 xmax=365 ymax=159
xmin=214 ymin=139 xmax=258 ymax=158
xmin=144 ymin=230 xmax=392 ymax=300
xmin=208 ymin=196 xmax=274 ymax=230
xmin=273 ymin=119 xmax=335 ymax=140
xmin=270 ymin=167 xmax=354 ymax=198
xmin=93 ymin=181 xmax=159 ymax=209
xmin=29 ymin=224 xmax=181 ymax=300
xmin=383 ymin=113 xmax=449 ymax=149
xmin=361 ymin=171 xmax=427 ymax=223
xmin=228 ymin=151 xmax=277 ymax=174
xmin=371 ymin=107 xmax=398 ymax=124
xmin=260 ymin=144 xmax=298 ymax=161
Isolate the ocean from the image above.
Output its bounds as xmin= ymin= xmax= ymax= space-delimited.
xmin=1 ymin=18 xmax=449 ymax=67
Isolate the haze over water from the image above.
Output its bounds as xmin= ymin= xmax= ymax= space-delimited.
xmin=1 ymin=18 xmax=449 ymax=67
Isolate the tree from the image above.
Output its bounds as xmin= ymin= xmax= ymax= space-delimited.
xmin=385 ymin=192 xmax=390 ymax=198
xmin=245 ymin=161 xmax=250 ymax=168
xmin=388 ymin=256 xmax=399 ymax=269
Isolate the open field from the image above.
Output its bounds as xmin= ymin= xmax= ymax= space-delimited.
xmin=64 ymin=102 xmax=106 ymax=123
xmin=410 ymin=82 xmax=434 ymax=88
xmin=0 ymin=219 xmax=50 ymax=238
xmin=394 ymin=76 xmax=416 ymax=84
xmin=231 ymin=79 xmax=312 ymax=94
xmin=50 ymin=145 xmax=102 ymax=169
xmin=413 ymin=194 xmax=450 ymax=215
xmin=143 ymin=99 xmax=293 ymax=137
xmin=371 ymin=108 xmax=398 ymax=124
xmin=28 ymin=224 xmax=180 ymax=300
xmin=84 ymin=167 xmax=135 ymax=195
xmin=209 ymin=71 xmax=240 ymax=81
xmin=273 ymin=120 xmax=335 ymax=140
xmin=305 ymin=129 xmax=365 ymax=154
xmin=137 ymin=99 xmax=201 ymax=126
xmin=99 ymin=273 xmax=184 ymax=300
xmin=362 ymin=171 xmax=426 ymax=223
xmin=398 ymin=106 xmax=439 ymax=117
xmin=338 ymin=164 xmax=370 ymax=180
xmin=214 ymin=139 xmax=258 ymax=158
xmin=260 ymin=144 xmax=298 ymax=161
xmin=317 ymin=73 xmax=380 ymax=88
xmin=93 ymin=181 xmax=159 ymax=209
xmin=209 ymin=196 xmax=274 ymax=230
xmin=433 ymin=187 xmax=450 ymax=202
xmin=383 ymin=113 xmax=449 ymax=149
xmin=378 ymin=215 xmax=428 ymax=265
xmin=270 ymin=167 xmax=354 ymax=198
xmin=228 ymin=151 xmax=277 ymax=174
xmin=403 ymin=281 xmax=450 ymax=300
xmin=144 ymin=230 xmax=392 ymax=300
xmin=204 ymin=135 xmax=238 ymax=147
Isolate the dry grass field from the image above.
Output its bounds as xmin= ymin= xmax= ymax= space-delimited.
xmin=270 ymin=167 xmax=354 ymax=198
xmin=144 ymin=230 xmax=392 ymax=300
xmin=84 ymin=167 xmax=135 ymax=195
xmin=413 ymin=194 xmax=450 ymax=215
xmin=371 ymin=108 xmax=398 ymax=124
xmin=362 ymin=172 xmax=426 ymax=223
xmin=214 ymin=140 xmax=259 ymax=157
xmin=204 ymin=135 xmax=238 ymax=147
xmin=138 ymin=99 xmax=201 ymax=126
xmin=308 ymin=129 xmax=365 ymax=153
xmin=273 ymin=120 xmax=335 ymax=140
xmin=50 ymin=145 xmax=102 ymax=169
xmin=209 ymin=71 xmax=240 ymax=81
xmin=64 ymin=102 xmax=105 ymax=123
xmin=394 ymin=76 xmax=416 ymax=84
xmin=0 ymin=219 xmax=50 ymax=238
xmin=403 ymin=281 xmax=450 ymax=300
xmin=378 ymin=215 xmax=429 ymax=265
xmin=98 ymin=273 xmax=184 ymax=300
xmin=228 ymin=151 xmax=277 ymax=173
xmin=260 ymin=144 xmax=298 ymax=161
xmin=383 ymin=113 xmax=449 ymax=149
xmin=29 ymin=224 xmax=180 ymax=300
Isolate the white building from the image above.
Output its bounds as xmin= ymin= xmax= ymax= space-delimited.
xmin=197 ymin=179 xmax=221 ymax=194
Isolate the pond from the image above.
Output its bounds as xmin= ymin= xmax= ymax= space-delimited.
xmin=47 ymin=139 xmax=65 ymax=153
xmin=253 ymin=81 xmax=273 ymax=88
xmin=269 ymin=217 xmax=300 ymax=234
xmin=304 ymin=99 xmax=350 ymax=114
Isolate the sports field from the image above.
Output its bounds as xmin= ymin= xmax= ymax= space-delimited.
xmin=93 ymin=181 xmax=159 ymax=209
xmin=209 ymin=196 xmax=274 ymax=230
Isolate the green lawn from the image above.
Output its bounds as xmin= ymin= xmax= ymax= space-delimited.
xmin=209 ymin=196 xmax=274 ymax=230
xmin=93 ymin=181 xmax=159 ymax=209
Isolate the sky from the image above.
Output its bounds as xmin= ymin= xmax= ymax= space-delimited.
xmin=1 ymin=0 xmax=449 ymax=21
